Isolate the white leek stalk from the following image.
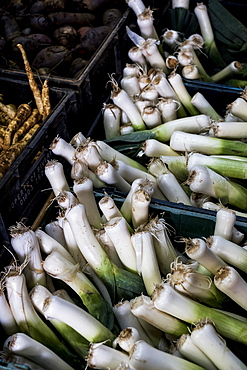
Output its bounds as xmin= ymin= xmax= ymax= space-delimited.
xmin=170 ymin=131 xmax=247 ymax=156
xmin=151 ymin=71 xmax=181 ymax=102
xmin=152 ymin=282 xmax=247 ymax=345
xmin=224 ymin=111 xmax=243 ymax=122
xmin=6 ymin=273 xmax=73 ymax=361
xmin=137 ymin=8 xmax=159 ymax=40
xmin=157 ymin=98 xmax=178 ymax=122
xmin=157 ymin=172 xmax=192 ymax=205
xmin=112 ymin=158 xmax=157 ymax=184
xmin=35 ymin=228 xmax=76 ymax=264
xmin=206 ymin=235 xmax=247 ymax=274
xmin=128 ymin=46 xmax=147 ymax=69
xmin=120 ymin=124 xmax=135 ymax=135
xmin=3 ymin=333 xmax=74 ymax=370
xmin=211 ymin=121 xmax=247 ymax=139
xmin=43 ymin=250 xmax=114 ymax=328
xmin=45 ymin=220 xmax=67 ymax=248
xmin=73 ymin=177 xmax=102 ymax=228
xmin=172 ymin=0 xmax=189 ymax=9
xmin=194 ymin=3 xmax=226 ymax=68
xmin=65 ymin=203 xmax=145 ymax=301
xmin=190 ymin=320 xmax=247 ymax=370
xmin=43 ymin=295 xmax=115 ymax=343
xmin=104 ymin=216 xmax=137 ymax=273
xmin=135 ymin=98 xmax=151 ymax=114
xmin=130 ymin=294 xmax=188 ymax=338
xmin=95 ymin=161 xmax=131 ymax=193
xmin=141 ymin=139 xmax=179 ymax=157
xmin=211 ymin=61 xmax=243 ymax=83
xmin=129 ymin=339 xmax=204 ymax=370
xmin=98 ymin=195 xmax=122 ymax=221
xmin=187 ymin=152 xmax=247 ymax=180
xmin=70 ymin=131 xmax=86 ymax=147
xmin=141 ymin=39 xmax=169 ymax=73
xmin=167 ymin=260 xmax=226 ymax=308
xmin=141 ymin=105 xmax=162 ymax=128
xmin=161 ymin=29 xmax=181 ymax=49
xmin=50 ymin=136 xmax=75 ymax=165
xmin=131 ymin=231 xmax=161 ymax=295
xmin=110 ymin=78 xmax=146 ymax=131
xmin=160 ymin=155 xmax=188 ymax=181
xmin=146 ymin=217 xmax=178 ymax=276
xmin=140 ymin=84 xmax=159 ymax=105
xmin=71 ymin=158 xmax=106 ymax=188
xmin=56 ymin=190 xmax=78 ymax=209
xmin=96 ymin=140 xmax=147 ymax=172
xmin=228 ymin=97 xmax=247 ymax=121
xmin=30 ymin=285 xmax=89 ymax=358
xmin=191 ymin=92 xmax=222 ymax=121
xmin=185 ymin=238 xmax=226 ymax=275
xmin=121 ymin=75 xmax=141 ymax=97
xmin=168 ymin=73 xmax=200 ymax=116
xmin=44 ymin=160 xmax=70 ymax=196
xmin=0 ymin=283 xmax=18 ymax=335
xmin=177 ymin=49 xmax=194 ymax=66
xmin=177 ymin=334 xmax=218 ymax=370
xmin=86 ymin=341 xmax=129 ymax=369
xmin=187 ymin=165 xmax=247 ymax=210
xmin=102 ymin=103 xmax=121 ymax=139
xmin=74 ymin=140 xmax=103 ymax=171
xmin=123 ymin=63 xmax=140 ymax=77
xmin=95 ymin=228 xmax=124 ymax=268
xmin=214 ymin=266 xmax=247 ymax=310
xmin=114 ymin=327 xmax=142 ymax=352
xmin=137 ymin=74 xmax=151 ymax=90
xmin=131 ymin=189 xmax=151 ymax=229
xmin=113 ymin=300 xmax=151 ymax=342
xmin=126 ymin=0 xmax=145 ymax=16
xmin=182 ymin=65 xmax=201 ymax=80
xmin=10 ymin=223 xmax=46 ymax=289
xmin=166 ymin=55 xmax=179 ymax=70
xmin=213 ymin=208 xmax=236 ymax=241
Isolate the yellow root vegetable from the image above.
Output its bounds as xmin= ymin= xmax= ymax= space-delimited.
xmin=0 ymin=101 xmax=16 ymax=119
xmin=41 ymin=79 xmax=51 ymax=119
xmin=2 ymin=103 xmax=32 ymax=150
xmin=12 ymin=109 xmax=41 ymax=144
xmin=17 ymin=44 xmax=44 ymax=118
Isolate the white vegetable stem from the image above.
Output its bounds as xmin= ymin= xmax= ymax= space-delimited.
xmin=126 ymin=0 xmax=146 ymax=16
xmin=50 ymin=136 xmax=75 ymax=165
xmin=206 ymin=235 xmax=247 ymax=274
xmin=137 ymin=8 xmax=159 ymax=40
xmin=129 ymin=339 xmax=204 ymax=370
xmin=141 ymin=39 xmax=169 ymax=73
xmin=214 ymin=266 xmax=247 ymax=311
xmin=185 ymin=238 xmax=226 ymax=275
xmin=191 ymin=92 xmax=222 ymax=121
xmin=131 ymin=189 xmax=151 ymax=229
xmin=43 ymin=295 xmax=115 ymax=343
xmin=211 ymin=61 xmax=243 ymax=82
xmin=152 ymin=282 xmax=247 ymax=345
xmin=157 ymin=172 xmax=192 ymax=205
xmin=211 ymin=121 xmax=247 ymax=139
xmin=177 ymin=333 xmax=218 ymax=370
xmin=130 ymin=294 xmax=188 ymax=338
xmin=141 ymin=139 xmax=179 ymax=157
xmin=102 ymin=103 xmax=121 ymax=139
xmin=110 ymin=78 xmax=146 ymax=131
xmin=3 ymin=333 xmax=74 ymax=370
xmin=45 ymin=160 xmax=70 ymax=196
xmin=190 ymin=320 xmax=247 ymax=370
xmin=104 ymin=216 xmax=137 ymax=273
xmin=73 ymin=177 xmax=102 ymax=229
xmin=87 ymin=341 xmax=129 ymax=369
xmin=131 ymin=231 xmax=161 ymax=295
xmin=95 ymin=161 xmax=131 ymax=193
xmin=213 ymin=208 xmax=236 ymax=241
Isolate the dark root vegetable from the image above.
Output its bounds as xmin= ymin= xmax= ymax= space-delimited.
xmin=32 ymin=45 xmax=73 ymax=72
xmin=78 ymin=26 xmax=111 ymax=54
xmin=43 ymin=0 xmax=67 ymax=12
xmin=69 ymin=57 xmax=88 ymax=77
xmin=54 ymin=26 xmax=79 ymax=47
xmin=48 ymin=12 xmax=96 ymax=28
xmin=1 ymin=13 xmax=21 ymax=42
xmin=30 ymin=1 xmax=45 ymax=14
xmin=102 ymin=8 xmax=122 ymax=29
xmin=30 ymin=15 xmax=50 ymax=33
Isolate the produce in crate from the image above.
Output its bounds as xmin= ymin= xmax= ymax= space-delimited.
xmin=1 ymin=184 xmax=247 ymax=368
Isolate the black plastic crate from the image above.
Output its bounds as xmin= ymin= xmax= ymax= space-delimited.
xmin=0 ymin=77 xmax=79 ymax=248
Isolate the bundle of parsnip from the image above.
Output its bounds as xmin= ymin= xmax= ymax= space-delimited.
xmin=0 ymin=44 xmax=51 ymax=179
xmin=1 ymin=177 xmax=247 ymax=369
